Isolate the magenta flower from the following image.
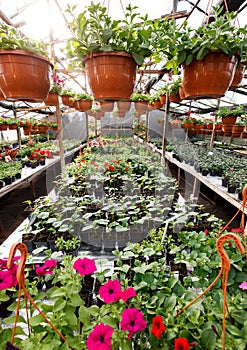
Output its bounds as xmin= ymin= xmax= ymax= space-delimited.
xmin=43 ymin=259 xmax=57 ymax=269
xmin=73 ymin=257 xmax=96 ymax=276
xmin=0 ymin=270 xmax=14 ymax=290
xmin=239 ymin=281 xmax=247 ymax=290
xmin=35 ymin=259 xmax=57 ymax=276
xmin=121 ymin=287 xmax=136 ymax=302
xmin=99 ymin=280 xmax=122 ymax=303
xmin=120 ymin=308 xmax=147 ymax=338
xmin=86 ymin=323 xmax=114 ymax=350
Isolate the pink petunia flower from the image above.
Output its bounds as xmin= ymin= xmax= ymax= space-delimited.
xmin=43 ymin=259 xmax=57 ymax=269
xmin=35 ymin=259 xmax=57 ymax=276
xmin=239 ymin=281 xmax=247 ymax=290
xmin=121 ymin=287 xmax=136 ymax=302
xmin=99 ymin=280 xmax=122 ymax=304
xmin=86 ymin=323 xmax=114 ymax=350
xmin=120 ymin=308 xmax=147 ymax=338
xmin=73 ymin=257 xmax=97 ymax=276
xmin=0 ymin=270 xmax=15 ymax=290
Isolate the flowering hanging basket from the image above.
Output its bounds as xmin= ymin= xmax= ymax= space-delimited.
xmin=0 ymin=49 xmax=52 ymax=102
xmin=182 ymin=52 xmax=238 ymax=100
xmin=82 ymin=51 xmax=137 ymax=100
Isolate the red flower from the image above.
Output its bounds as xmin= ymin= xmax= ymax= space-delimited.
xmin=86 ymin=323 xmax=114 ymax=350
xmin=204 ymin=229 xmax=209 ymax=235
xmin=121 ymin=287 xmax=136 ymax=302
xmin=99 ymin=280 xmax=122 ymax=303
xmin=108 ymin=165 xmax=115 ymax=171
xmin=73 ymin=257 xmax=96 ymax=276
xmin=151 ymin=315 xmax=166 ymax=338
xmin=120 ymin=308 xmax=147 ymax=338
xmin=231 ymin=227 xmax=243 ymax=233
xmin=174 ymin=337 xmax=190 ymax=350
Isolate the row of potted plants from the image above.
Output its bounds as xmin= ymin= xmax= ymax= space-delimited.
xmin=1 ymin=186 xmax=247 ymax=349
xmin=1 ymin=2 xmax=246 ymax=106
xmin=170 ymin=141 xmax=247 ymax=196
xmin=22 ymin=137 xmax=179 ymax=253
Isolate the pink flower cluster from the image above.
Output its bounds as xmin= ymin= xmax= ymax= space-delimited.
xmin=0 ymin=257 xmax=19 ymax=290
xmin=99 ymin=279 xmax=136 ymax=303
xmin=35 ymin=259 xmax=57 ymax=276
xmin=87 ymin=308 xmax=147 ymax=350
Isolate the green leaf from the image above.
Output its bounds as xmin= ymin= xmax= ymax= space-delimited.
xmin=53 ymin=299 xmax=66 ymax=312
xmin=164 ymin=295 xmax=176 ymax=311
xmin=131 ymin=52 xmax=143 ymax=65
xmin=200 ymin=328 xmax=216 ymax=350
xmin=29 ymin=314 xmax=45 ymax=327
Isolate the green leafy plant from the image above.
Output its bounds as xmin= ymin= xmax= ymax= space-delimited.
xmin=65 ymin=2 xmax=155 ymax=66
xmin=0 ymin=23 xmax=48 ymax=56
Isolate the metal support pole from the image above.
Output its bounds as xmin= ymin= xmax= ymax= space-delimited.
xmin=13 ymin=105 xmax=21 ymax=149
xmin=85 ymin=112 xmax=90 ymax=147
xmin=161 ymin=92 xmax=170 ymax=161
xmin=145 ymin=108 xmax=149 ymax=142
xmin=56 ymin=104 xmax=65 ymax=171
xmin=210 ymin=98 xmax=220 ymax=147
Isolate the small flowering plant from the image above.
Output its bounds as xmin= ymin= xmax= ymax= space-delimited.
xmin=104 ymin=159 xmax=131 ymax=177
xmin=49 ymin=73 xmax=65 ymax=94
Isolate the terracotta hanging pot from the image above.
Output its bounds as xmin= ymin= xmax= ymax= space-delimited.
xmin=8 ymin=124 xmax=18 ymax=130
xmin=182 ymin=52 xmax=238 ymax=100
xmin=76 ymin=99 xmax=93 ymax=112
xmin=62 ymin=95 xmax=75 ymax=107
xmin=45 ymin=92 xmax=59 ymax=106
xmin=135 ymin=101 xmax=148 ymax=115
xmin=153 ymin=100 xmax=163 ymax=109
xmin=117 ymin=101 xmax=131 ymax=112
xmin=232 ymin=132 xmax=241 ymax=138
xmin=38 ymin=125 xmax=48 ymax=134
xmin=100 ymin=101 xmax=115 ymax=112
xmin=182 ymin=122 xmax=194 ymax=129
xmin=232 ymin=125 xmax=245 ymax=134
xmin=215 ymin=123 xmax=222 ymax=130
xmin=0 ymin=49 xmax=52 ymax=102
xmin=221 ymin=115 xmax=237 ymax=126
xmin=23 ymin=126 xmax=31 ymax=135
xmin=242 ymin=132 xmax=247 ymax=139
xmin=0 ymin=89 xmax=5 ymax=101
xmin=179 ymin=85 xmax=186 ymax=100
xmin=216 ymin=130 xmax=224 ymax=136
xmin=160 ymin=94 xmax=167 ymax=105
xmin=223 ymin=125 xmax=233 ymax=136
xmin=0 ymin=124 xmax=8 ymax=131
xmin=82 ymin=51 xmax=137 ymax=100
xmin=230 ymin=63 xmax=246 ymax=89
xmin=169 ymin=93 xmax=180 ymax=103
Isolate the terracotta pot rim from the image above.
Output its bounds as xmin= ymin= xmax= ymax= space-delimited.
xmin=83 ymin=51 xmax=134 ymax=65
xmin=0 ymin=49 xmax=53 ymax=67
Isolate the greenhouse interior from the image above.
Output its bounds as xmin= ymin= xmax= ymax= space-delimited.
xmin=0 ymin=0 xmax=247 ymax=349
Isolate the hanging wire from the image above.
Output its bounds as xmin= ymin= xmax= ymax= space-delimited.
xmin=119 ymin=0 xmax=126 ymax=16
